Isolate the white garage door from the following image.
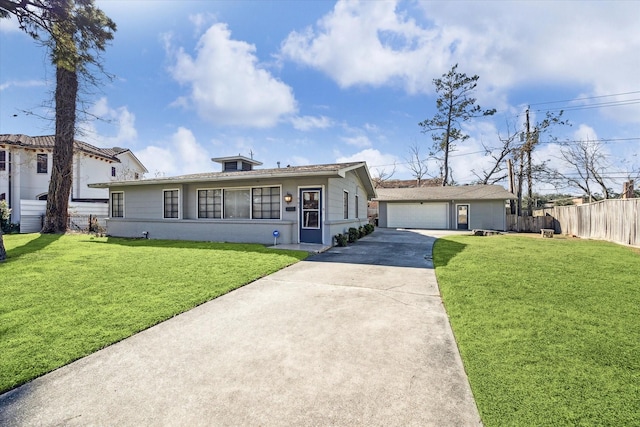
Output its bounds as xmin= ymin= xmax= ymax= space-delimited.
xmin=387 ymin=203 xmax=448 ymax=229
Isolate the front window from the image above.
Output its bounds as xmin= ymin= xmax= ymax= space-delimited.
xmin=355 ymin=194 xmax=359 ymax=218
xmin=198 ymin=189 xmax=222 ymax=218
xmin=111 ymin=192 xmax=124 ymax=218
xmin=343 ymin=191 xmax=349 ymax=219
xmin=111 ymin=166 xmax=116 ymax=177
xmin=37 ymin=153 xmax=48 ymax=174
xmin=223 ymin=189 xmax=250 ymax=219
xmin=252 ymin=186 xmax=280 ymax=219
xmin=163 ymin=189 xmax=179 ymax=219
xmin=0 ymin=151 xmax=6 ymax=171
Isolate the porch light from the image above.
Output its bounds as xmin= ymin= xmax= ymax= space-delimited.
xmin=284 ymin=193 xmax=293 ymax=204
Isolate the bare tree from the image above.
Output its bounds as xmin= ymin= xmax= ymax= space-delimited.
xmin=1 ymin=0 xmax=116 ymax=233
xmin=419 ymin=64 xmax=495 ymax=186
xmin=371 ymin=163 xmax=397 ymax=188
xmin=405 ymin=144 xmax=429 ymax=187
xmin=544 ymin=140 xmax=614 ymax=201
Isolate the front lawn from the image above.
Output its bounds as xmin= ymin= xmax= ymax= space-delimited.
xmin=434 ymin=234 xmax=640 ymax=426
xmin=0 ymin=233 xmax=307 ymax=394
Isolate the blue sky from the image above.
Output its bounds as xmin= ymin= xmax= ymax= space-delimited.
xmin=1 ymin=0 xmax=639 ymax=194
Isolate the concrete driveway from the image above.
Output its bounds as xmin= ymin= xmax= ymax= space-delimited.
xmin=0 ymin=228 xmax=481 ymax=426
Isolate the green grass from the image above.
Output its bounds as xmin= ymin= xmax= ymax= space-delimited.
xmin=434 ymin=234 xmax=640 ymax=426
xmin=0 ymin=233 xmax=307 ymax=394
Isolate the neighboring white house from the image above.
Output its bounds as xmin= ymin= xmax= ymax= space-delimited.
xmin=89 ymin=156 xmax=376 ymax=245
xmin=0 ymin=134 xmax=147 ymax=226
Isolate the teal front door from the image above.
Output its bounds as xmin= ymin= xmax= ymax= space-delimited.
xmin=300 ymin=188 xmax=323 ymax=243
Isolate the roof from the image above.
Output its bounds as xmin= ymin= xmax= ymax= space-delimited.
xmin=89 ymin=161 xmax=377 ymax=198
xmin=0 ymin=134 xmax=123 ymax=163
xmin=374 ymin=185 xmax=516 ymax=201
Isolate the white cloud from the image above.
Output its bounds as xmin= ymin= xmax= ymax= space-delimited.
xmin=0 ymin=17 xmax=20 ymax=33
xmin=135 ymin=127 xmax=212 ymax=176
xmin=573 ymin=124 xmax=599 ymax=142
xmin=280 ymin=0 xmax=438 ymax=94
xmin=280 ymin=0 xmax=640 ymax=121
xmin=0 ymin=79 xmax=46 ymax=92
xmin=168 ymin=22 xmax=297 ymax=128
xmin=290 ymin=115 xmax=333 ymax=131
xmin=82 ymin=97 xmax=137 ymax=147
xmin=341 ymin=135 xmax=372 ymax=148
xmin=336 ymin=148 xmax=400 ymax=177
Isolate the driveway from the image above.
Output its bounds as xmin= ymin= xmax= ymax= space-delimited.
xmin=0 ymin=228 xmax=481 ymax=426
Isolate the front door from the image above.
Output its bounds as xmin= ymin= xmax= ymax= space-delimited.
xmin=457 ymin=204 xmax=469 ymax=230
xmin=300 ymin=188 xmax=323 ymax=243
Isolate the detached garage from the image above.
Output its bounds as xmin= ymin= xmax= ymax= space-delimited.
xmin=375 ymin=185 xmax=516 ymax=231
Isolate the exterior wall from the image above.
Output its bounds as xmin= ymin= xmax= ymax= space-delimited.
xmin=325 ymin=174 xmax=369 ymax=243
xmin=106 ymin=218 xmax=296 ymax=245
xmin=458 ymin=200 xmax=507 ymax=231
xmin=2 ymin=145 xmax=146 ymax=224
xmin=378 ymin=199 xmax=507 ymax=231
xmin=104 ymin=169 xmax=373 ymax=245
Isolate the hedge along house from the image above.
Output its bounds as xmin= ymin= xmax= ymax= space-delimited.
xmin=375 ymin=185 xmax=516 ymax=231
xmin=89 ymin=156 xmax=376 ymax=245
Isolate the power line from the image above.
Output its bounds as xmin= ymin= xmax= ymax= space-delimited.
xmin=527 ymin=90 xmax=640 ymax=107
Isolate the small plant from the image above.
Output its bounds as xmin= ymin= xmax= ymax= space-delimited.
xmin=0 ymin=200 xmax=11 ymax=233
xmin=348 ymin=227 xmax=359 ymax=243
xmin=334 ymin=233 xmax=348 ymax=247
xmin=358 ymin=226 xmax=366 ymax=238
xmin=364 ymin=223 xmax=375 ymax=234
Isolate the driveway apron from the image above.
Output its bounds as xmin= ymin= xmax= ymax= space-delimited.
xmin=0 ymin=228 xmax=481 ymax=426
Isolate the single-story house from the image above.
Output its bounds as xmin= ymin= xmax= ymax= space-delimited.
xmin=375 ymin=185 xmax=516 ymax=231
xmin=89 ymin=156 xmax=376 ymax=245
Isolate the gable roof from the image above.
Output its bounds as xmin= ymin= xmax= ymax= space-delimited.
xmin=89 ymin=161 xmax=377 ymax=198
xmin=0 ymin=134 xmax=124 ymax=163
xmin=375 ymin=185 xmax=516 ymax=201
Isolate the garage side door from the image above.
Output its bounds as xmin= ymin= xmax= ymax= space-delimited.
xmin=387 ymin=203 xmax=448 ymax=229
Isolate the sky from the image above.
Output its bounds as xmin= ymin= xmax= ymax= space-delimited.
xmin=1 ymin=0 xmax=639 ymax=195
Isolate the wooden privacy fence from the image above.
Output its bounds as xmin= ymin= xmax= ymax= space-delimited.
xmin=507 ymin=214 xmax=554 ymax=233
xmin=540 ymin=199 xmax=640 ymax=247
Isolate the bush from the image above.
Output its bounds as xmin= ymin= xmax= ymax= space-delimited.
xmin=364 ymin=223 xmax=375 ymax=234
xmin=348 ymin=227 xmax=359 ymax=243
xmin=358 ymin=226 xmax=366 ymax=238
xmin=334 ymin=233 xmax=348 ymax=247
xmin=0 ymin=200 xmax=11 ymax=233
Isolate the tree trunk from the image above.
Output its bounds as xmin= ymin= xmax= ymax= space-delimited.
xmin=41 ymin=65 xmax=77 ymax=233
xmin=0 ymin=229 xmax=6 ymax=262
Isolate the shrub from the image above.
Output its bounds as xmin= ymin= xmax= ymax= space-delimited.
xmin=364 ymin=223 xmax=375 ymax=234
xmin=358 ymin=226 xmax=366 ymax=238
xmin=0 ymin=200 xmax=11 ymax=233
xmin=334 ymin=233 xmax=348 ymax=247
xmin=348 ymin=227 xmax=359 ymax=243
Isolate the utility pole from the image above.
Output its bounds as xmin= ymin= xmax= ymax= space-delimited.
xmin=507 ymin=158 xmax=516 ymax=214
xmin=525 ymin=108 xmax=533 ymax=216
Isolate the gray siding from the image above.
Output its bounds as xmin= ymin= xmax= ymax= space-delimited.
xmin=378 ymin=200 xmax=507 ymax=231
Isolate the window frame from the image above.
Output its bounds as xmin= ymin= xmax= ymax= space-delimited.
xmin=110 ymin=191 xmax=124 ymax=218
xmin=36 ymin=153 xmax=48 ymax=174
xmin=197 ymin=188 xmax=222 ymax=219
xmin=0 ymin=150 xmax=6 ymax=171
xmin=252 ymin=186 xmax=281 ymax=220
xmin=111 ymin=166 xmax=116 ymax=177
xmin=163 ymin=189 xmax=180 ymax=219
xmin=355 ymin=194 xmax=359 ymax=219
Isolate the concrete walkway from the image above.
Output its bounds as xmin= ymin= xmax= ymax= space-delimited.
xmin=0 ymin=228 xmax=481 ymax=426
